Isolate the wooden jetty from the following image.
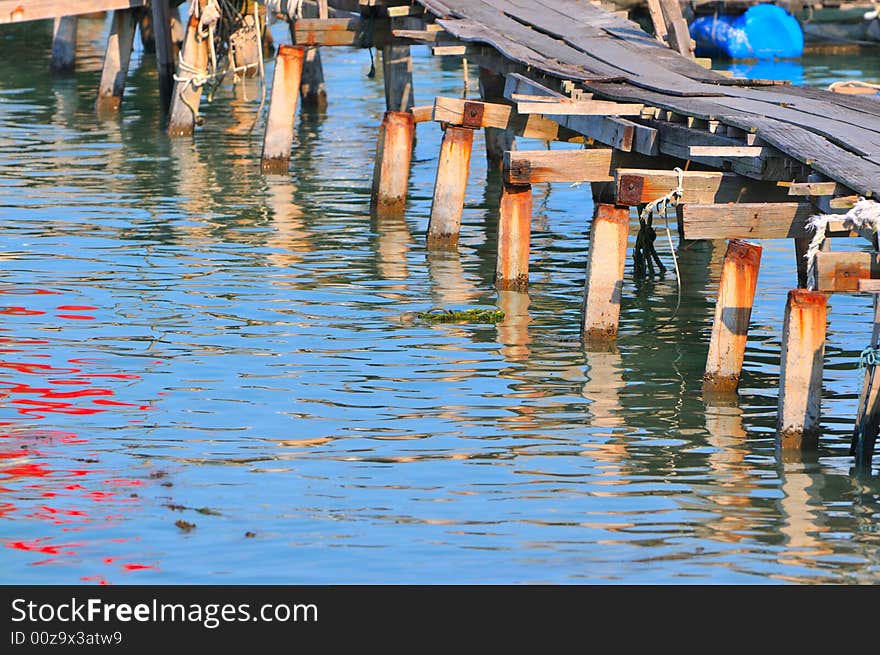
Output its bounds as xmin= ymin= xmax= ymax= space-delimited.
xmin=5 ymin=0 xmax=880 ymax=470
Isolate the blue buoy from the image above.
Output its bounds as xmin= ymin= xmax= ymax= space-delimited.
xmin=690 ymin=5 xmax=804 ymax=60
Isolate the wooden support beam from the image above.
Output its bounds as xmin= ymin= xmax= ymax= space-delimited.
xmin=688 ymin=145 xmax=767 ymax=158
xmin=502 ymin=73 xmax=656 ymax=154
xmin=657 ymin=0 xmax=694 ymax=58
xmin=582 ymin=204 xmax=630 ymax=341
xmin=371 ymin=111 xmax=415 ymax=217
xmin=382 ymin=44 xmax=414 ymax=112
xmin=814 ymin=252 xmax=880 ymax=292
xmin=785 ymin=181 xmax=839 ymax=197
xmin=514 ymin=99 xmax=643 ymax=116
xmin=427 ymin=126 xmax=474 ymax=248
xmin=504 ymin=150 xmax=614 ymax=185
xmin=853 ymin=297 xmax=880 ymax=471
xmin=298 ymin=1 xmax=329 ymax=110
xmin=0 ymin=0 xmax=146 ymax=24
xmin=777 ymin=289 xmax=827 ymax=449
xmin=167 ymin=14 xmax=209 ymax=136
xmin=410 ymin=105 xmax=433 ymax=123
xmin=291 ymin=17 xmax=400 ymax=47
xmin=681 ymin=203 xmax=821 ymax=240
xmin=261 ymin=45 xmax=306 ymax=172
xmin=645 ymin=0 xmax=669 ymax=43
xmin=96 ymin=9 xmax=138 ymax=117
xmin=432 ymin=97 xmax=581 ymax=142
xmin=703 ymin=239 xmax=762 ymax=394
xmin=495 ymin=183 xmax=533 ymax=291
xmin=615 ymin=169 xmax=791 ymax=206
xmin=151 ymin=0 xmax=174 ymax=116
xmin=479 ymin=67 xmax=515 ymax=170
xmin=50 ymin=16 xmax=78 ymax=73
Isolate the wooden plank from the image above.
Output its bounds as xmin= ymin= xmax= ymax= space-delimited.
xmin=688 ymin=145 xmax=767 ymax=157
xmin=785 ymin=181 xmax=839 ymax=196
xmin=515 ymin=99 xmax=643 ymax=116
xmin=645 ymin=0 xmax=668 ymax=43
xmin=504 ymin=149 xmax=614 ymax=184
xmin=858 ymin=279 xmax=880 ymax=293
xmin=680 ymin=203 xmax=816 ymax=240
xmin=656 ymin=0 xmax=693 ymax=57
xmin=292 ymin=17 xmax=401 ymax=47
xmin=0 ymin=0 xmax=145 ymax=24
xmin=815 ymin=252 xmax=880 ymax=292
xmin=615 ymin=169 xmax=791 ymax=205
xmin=502 ymin=72 xmax=656 ymax=154
xmin=410 ymin=105 xmax=433 ymax=123
xmin=432 ymin=96 xmax=579 ymax=141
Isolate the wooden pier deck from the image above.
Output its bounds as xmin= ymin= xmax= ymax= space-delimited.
xmin=5 ymin=0 xmax=880 ymax=468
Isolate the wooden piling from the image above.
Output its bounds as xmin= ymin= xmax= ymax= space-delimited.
xmin=777 ymin=289 xmax=828 ymax=449
xmin=50 ymin=16 xmax=78 ymax=73
xmin=231 ymin=14 xmax=261 ymax=79
xmin=703 ymin=239 xmax=762 ymax=393
xmin=151 ymin=0 xmax=175 ymax=116
xmin=168 ymin=15 xmax=210 ymax=136
xmin=495 ymin=183 xmax=533 ymax=290
xmin=138 ymin=6 xmax=155 ymax=53
xmin=261 ymin=45 xmax=306 ymax=173
xmin=853 ymin=296 xmax=880 ymax=471
xmin=371 ymin=111 xmax=415 ymax=217
xmin=479 ymin=67 xmax=514 ymax=169
xmin=382 ymin=45 xmax=414 ymax=112
xmin=96 ymin=9 xmax=138 ymax=117
xmin=426 ymin=126 xmax=474 ymax=247
xmin=582 ymin=204 xmax=629 ymax=341
xmin=298 ymin=0 xmax=328 ymax=110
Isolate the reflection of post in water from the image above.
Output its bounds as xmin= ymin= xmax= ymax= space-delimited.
xmin=426 ymin=249 xmax=480 ymax=307
xmin=264 ymin=179 xmax=311 ymax=270
xmin=579 ymin=344 xmax=631 ymax=477
xmin=776 ymin=452 xmax=832 ymax=575
xmin=372 ymin=214 xmax=412 ymax=295
xmin=701 ymin=399 xmax=757 ymax=544
xmin=496 ymin=290 xmax=531 ymax=363
xmin=169 ymin=138 xmax=217 ymax=242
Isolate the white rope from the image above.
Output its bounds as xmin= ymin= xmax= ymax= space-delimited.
xmin=196 ymin=0 xmax=222 ymax=39
xmin=805 ymin=198 xmax=880 ymax=289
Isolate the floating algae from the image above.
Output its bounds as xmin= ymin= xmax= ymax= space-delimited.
xmin=415 ymin=307 xmax=505 ymax=324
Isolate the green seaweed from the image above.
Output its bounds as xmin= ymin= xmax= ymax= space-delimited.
xmin=416 ymin=308 xmax=505 ymax=324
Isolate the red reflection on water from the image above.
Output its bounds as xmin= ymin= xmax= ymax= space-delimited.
xmin=1 ymin=291 xmax=159 ymax=584
xmin=57 ymin=314 xmax=96 ymax=321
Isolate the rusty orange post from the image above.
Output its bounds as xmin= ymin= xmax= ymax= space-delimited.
xmin=371 ymin=111 xmax=415 ymax=217
xmin=703 ymin=239 xmax=763 ymax=393
xmin=495 ymin=182 xmax=532 ymax=290
xmin=261 ymin=45 xmax=306 ymax=172
xmin=777 ymin=289 xmax=827 ymax=449
xmin=427 ymin=125 xmax=474 ymax=247
xmin=582 ymin=204 xmax=630 ymax=341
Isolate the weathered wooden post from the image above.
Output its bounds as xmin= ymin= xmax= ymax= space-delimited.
xmin=150 ymin=0 xmax=175 ymax=115
xmin=298 ymin=0 xmax=328 ymax=109
xmin=703 ymin=239 xmax=762 ymax=393
xmin=231 ymin=14 xmax=261 ymax=79
xmin=426 ymin=126 xmax=475 ymax=247
xmin=777 ymin=289 xmax=828 ymax=449
xmin=582 ymin=204 xmax=630 ymax=341
xmin=853 ymin=292 xmax=880 ymax=471
xmin=479 ymin=68 xmax=514 ymax=170
xmin=50 ymin=16 xmax=78 ymax=73
xmin=96 ymin=10 xmax=138 ymax=117
xmin=382 ymin=45 xmax=414 ymax=112
xmin=371 ymin=111 xmax=415 ymax=217
xmin=167 ymin=14 xmax=210 ymax=135
xmin=495 ymin=183 xmax=532 ymax=290
xmin=261 ymin=45 xmax=306 ymax=172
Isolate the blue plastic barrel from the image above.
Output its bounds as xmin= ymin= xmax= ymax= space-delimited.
xmin=690 ymin=5 xmax=804 ymax=59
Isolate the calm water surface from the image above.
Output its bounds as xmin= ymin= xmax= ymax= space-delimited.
xmin=1 ymin=15 xmax=879 ymax=584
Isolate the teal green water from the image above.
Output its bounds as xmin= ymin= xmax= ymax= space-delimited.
xmin=0 ymin=15 xmax=878 ymax=584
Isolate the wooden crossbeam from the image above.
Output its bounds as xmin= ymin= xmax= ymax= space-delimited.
xmin=504 ymin=149 xmax=614 ymax=184
xmin=688 ymin=145 xmax=767 ymax=158
xmin=680 ymin=203 xmax=854 ymax=240
xmin=782 ymin=181 xmax=840 ymax=197
xmin=502 ymin=72 xmax=657 ymax=154
xmin=432 ymin=97 xmax=583 ymax=142
xmin=0 ymin=0 xmax=145 ymax=24
xmin=515 ymin=99 xmax=643 ymax=116
xmin=816 ymin=252 xmax=880 ymax=292
xmin=293 ymin=17 xmax=426 ymax=47
xmin=615 ymin=169 xmax=791 ymax=206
